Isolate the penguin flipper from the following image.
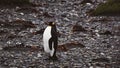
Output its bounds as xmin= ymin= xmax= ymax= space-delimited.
xmin=49 ymin=38 xmax=53 ymax=50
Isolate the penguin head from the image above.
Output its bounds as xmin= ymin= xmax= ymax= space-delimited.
xmin=47 ymin=22 xmax=56 ymax=26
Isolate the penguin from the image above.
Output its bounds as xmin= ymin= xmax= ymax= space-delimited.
xmin=43 ymin=22 xmax=58 ymax=60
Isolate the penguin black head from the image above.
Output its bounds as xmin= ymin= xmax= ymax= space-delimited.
xmin=47 ymin=22 xmax=56 ymax=26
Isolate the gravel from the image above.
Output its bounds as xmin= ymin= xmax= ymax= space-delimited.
xmin=0 ymin=0 xmax=120 ymax=68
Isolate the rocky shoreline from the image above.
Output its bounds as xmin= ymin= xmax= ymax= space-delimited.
xmin=0 ymin=0 xmax=120 ymax=68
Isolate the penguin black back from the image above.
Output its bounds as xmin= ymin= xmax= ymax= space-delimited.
xmin=47 ymin=22 xmax=58 ymax=37
xmin=51 ymin=22 xmax=58 ymax=49
xmin=47 ymin=22 xmax=58 ymax=60
xmin=49 ymin=22 xmax=58 ymax=49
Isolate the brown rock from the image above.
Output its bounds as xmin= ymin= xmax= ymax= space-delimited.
xmin=58 ymin=41 xmax=85 ymax=52
xmin=58 ymin=45 xmax=68 ymax=52
xmin=16 ymin=7 xmax=39 ymax=13
xmin=30 ymin=45 xmax=40 ymax=51
xmin=9 ymin=19 xmax=36 ymax=28
xmin=72 ymin=24 xmax=86 ymax=32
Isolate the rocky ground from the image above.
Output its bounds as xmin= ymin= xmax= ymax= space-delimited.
xmin=0 ymin=0 xmax=120 ymax=68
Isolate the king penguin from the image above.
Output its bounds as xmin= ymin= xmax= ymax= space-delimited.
xmin=43 ymin=22 xmax=58 ymax=60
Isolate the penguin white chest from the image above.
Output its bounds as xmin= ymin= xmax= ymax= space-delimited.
xmin=43 ymin=26 xmax=52 ymax=53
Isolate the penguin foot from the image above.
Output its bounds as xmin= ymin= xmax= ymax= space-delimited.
xmin=44 ymin=56 xmax=58 ymax=61
xmin=51 ymin=56 xmax=58 ymax=61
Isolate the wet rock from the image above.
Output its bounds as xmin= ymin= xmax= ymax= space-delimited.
xmin=16 ymin=7 xmax=39 ymax=13
xmin=0 ymin=29 xmax=8 ymax=35
xmin=32 ymin=2 xmax=47 ymax=7
xmin=92 ymin=63 xmax=104 ymax=68
xmin=58 ymin=45 xmax=68 ymax=52
xmin=105 ymin=63 xmax=112 ymax=68
xmin=89 ymin=17 xmax=111 ymax=22
xmin=100 ymin=31 xmax=112 ymax=35
xmin=102 ymin=40 xmax=107 ymax=43
xmin=2 ymin=43 xmax=41 ymax=51
xmin=9 ymin=19 xmax=36 ymax=28
xmin=63 ymin=66 xmax=68 ymax=68
xmin=72 ymin=24 xmax=87 ymax=32
xmin=99 ymin=18 xmax=110 ymax=22
xmin=81 ymin=0 xmax=93 ymax=4
xmin=7 ymin=34 xmax=17 ymax=39
xmin=58 ymin=41 xmax=85 ymax=52
xmin=91 ymin=63 xmax=111 ymax=68
xmin=3 ymin=43 xmax=24 ymax=50
xmin=0 ymin=19 xmax=36 ymax=29
xmin=61 ymin=12 xmax=68 ymax=17
xmin=43 ymin=12 xmax=54 ymax=18
xmin=0 ymin=21 xmax=9 ymax=27
xmin=2 ymin=46 xmax=11 ymax=50
xmin=30 ymin=45 xmax=40 ymax=51
xmin=7 ymin=34 xmax=23 ymax=39
xmin=66 ymin=41 xmax=85 ymax=48
xmin=92 ymin=58 xmax=110 ymax=63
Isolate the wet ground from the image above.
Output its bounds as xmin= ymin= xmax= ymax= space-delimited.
xmin=0 ymin=0 xmax=120 ymax=68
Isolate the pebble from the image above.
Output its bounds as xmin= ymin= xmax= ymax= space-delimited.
xmin=95 ymin=30 xmax=99 ymax=32
xmin=100 ymin=52 xmax=105 ymax=56
xmin=37 ymin=53 xmax=42 ymax=57
xmin=20 ymin=13 xmax=24 ymax=15
xmin=0 ymin=47 xmax=3 ymax=50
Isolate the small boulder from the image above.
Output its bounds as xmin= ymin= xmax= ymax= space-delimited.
xmin=81 ymin=0 xmax=93 ymax=4
xmin=92 ymin=58 xmax=110 ymax=63
xmin=100 ymin=30 xmax=112 ymax=35
xmin=16 ymin=7 xmax=39 ymax=13
xmin=58 ymin=41 xmax=85 ymax=52
xmin=72 ymin=24 xmax=86 ymax=32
